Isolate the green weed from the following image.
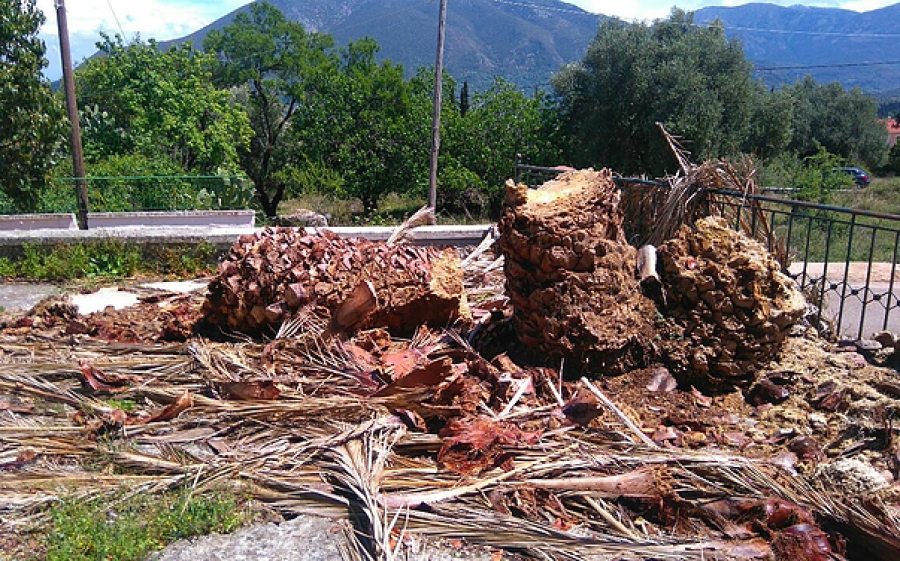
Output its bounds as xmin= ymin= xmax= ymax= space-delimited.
xmin=2 ymin=241 xmax=216 ymax=281
xmin=43 ymin=486 xmax=253 ymax=561
xmin=103 ymin=398 xmax=138 ymax=412
xmin=154 ymin=242 xmax=218 ymax=277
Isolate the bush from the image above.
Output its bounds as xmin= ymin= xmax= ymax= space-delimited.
xmin=437 ymin=161 xmax=489 ymax=217
xmin=11 ymin=241 xmax=141 ymax=280
xmin=0 ymin=241 xmax=217 ymax=281
xmin=758 ymin=148 xmax=852 ymax=204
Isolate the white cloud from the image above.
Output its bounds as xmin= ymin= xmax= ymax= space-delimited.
xmin=567 ymin=0 xmax=671 ymax=21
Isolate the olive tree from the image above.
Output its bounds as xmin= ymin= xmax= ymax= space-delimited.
xmin=204 ymin=1 xmax=334 ymax=217
xmin=552 ymin=10 xmax=763 ymax=176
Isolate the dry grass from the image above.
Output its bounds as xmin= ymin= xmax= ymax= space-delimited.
xmin=2 ymin=330 xmax=899 ymax=559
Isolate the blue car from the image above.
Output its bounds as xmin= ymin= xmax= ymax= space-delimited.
xmin=834 ymin=167 xmax=871 ymax=188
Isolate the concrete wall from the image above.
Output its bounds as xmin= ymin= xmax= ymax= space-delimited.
xmin=0 ymin=214 xmax=78 ymax=231
xmin=0 ymin=210 xmax=256 ymax=231
xmin=87 ymin=210 xmax=256 ymax=228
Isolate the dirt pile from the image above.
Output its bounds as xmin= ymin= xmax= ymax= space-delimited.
xmin=656 ymin=217 xmax=807 ymax=390
xmin=201 ymin=227 xmax=469 ymax=335
xmin=497 ymin=169 xmax=659 ymax=375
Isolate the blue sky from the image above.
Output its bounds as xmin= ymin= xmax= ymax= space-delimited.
xmin=37 ymin=0 xmax=898 ymax=79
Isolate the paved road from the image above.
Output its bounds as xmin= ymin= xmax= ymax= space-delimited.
xmin=0 ymin=282 xmax=60 ymax=312
xmin=789 ymin=262 xmax=900 ymax=339
xmin=815 ymin=282 xmax=900 ymax=339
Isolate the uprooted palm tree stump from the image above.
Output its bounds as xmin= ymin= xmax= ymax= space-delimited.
xmin=202 ymin=227 xmax=469 ymax=335
xmin=497 ymin=169 xmax=659 ymax=376
xmin=657 ymin=216 xmax=806 ymax=390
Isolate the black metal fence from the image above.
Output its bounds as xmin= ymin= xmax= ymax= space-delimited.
xmin=514 ymin=162 xmax=900 ymax=340
xmin=0 ymin=175 xmax=254 ymax=215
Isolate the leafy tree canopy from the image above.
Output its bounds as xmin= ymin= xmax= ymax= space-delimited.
xmin=289 ymin=37 xmax=419 ymax=212
xmin=441 ymin=76 xmax=560 ymax=213
xmin=75 ymin=34 xmax=251 ymax=174
xmin=552 ymin=10 xmax=764 ymax=177
xmin=204 ymin=1 xmax=335 ymax=217
xmin=784 ymin=76 xmax=887 ymax=169
xmin=0 ymin=0 xmax=66 ymax=212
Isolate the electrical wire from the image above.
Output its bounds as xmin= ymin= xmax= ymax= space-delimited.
xmin=105 ymin=0 xmax=127 ymax=38
xmin=698 ymin=22 xmax=900 ymax=39
xmin=757 ymin=60 xmax=900 ymax=71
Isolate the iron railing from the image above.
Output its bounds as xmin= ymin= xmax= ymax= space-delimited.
xmin=514 ymin=161 xmax=900 ymax=340
xmin=0 ymin=175 xmax=254 ymax=215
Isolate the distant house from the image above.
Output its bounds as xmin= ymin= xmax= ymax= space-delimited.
xmin=885 ymin=118 xmax=900 ymax=148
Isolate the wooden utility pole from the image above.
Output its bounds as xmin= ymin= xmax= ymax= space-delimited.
xmin=55 ymin=0 xmax=89 ymax=229
xmin=428 ymin=0 xmax=448 ymax=210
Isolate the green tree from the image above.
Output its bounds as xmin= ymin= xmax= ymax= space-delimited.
xmin=75 ymin=34 xmax=251 ymax=174
xmin=887 ymin=142 xmax=900 ymax=174
xmin=291 ymin=38 xmax=419 ymax=212
xmin=459 ymin=80 xmax=470 ymax=117
xmin=785 ymin=77 xmax=887 ymax=169
xmin=552 ymin=10 xmax=762 ymax=176
xmin=0 ymin=0 xmax=66 ymax=212
xmin=443 ymin=77 xmax=558 ymax=213
xmin=204 ymin=1 xmax=334 ymax=217
xmin=744 ymin=88 xmax=793 ymax=160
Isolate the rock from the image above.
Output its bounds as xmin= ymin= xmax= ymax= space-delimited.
xmin=873 ymin=330 xmax=897 ymax=350
xmin=274 ymin=210 xmax=329 ymax=228
xmin=815 ymin=458 xmax=891 ymax=495
xmin=855 ymin=339 xmax=883 ymax=353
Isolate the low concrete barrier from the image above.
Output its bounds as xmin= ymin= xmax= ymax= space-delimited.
xmin=87 ymin=210 xmax=256 ymax=228
xmin=0 ymin=224 xmax=493 ymax=262
xmin=0 ymin=211 xmax=257 ymax=231
xmin=0 ymin=214 xmax=78 ymax=231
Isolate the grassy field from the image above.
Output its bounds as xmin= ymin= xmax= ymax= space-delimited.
xmin=832 ymin=176 xmax=900 ymax=214
xmin=278 ymin=192 xmax=490 ymax=226
xmin=799 ymin=176 xmax=900 ymax=262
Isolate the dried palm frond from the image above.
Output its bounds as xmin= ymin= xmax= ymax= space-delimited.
xmin=3 ymin=311 xmax=900 ymax=560
xmin=324 ymin=421 xmax=405 ymax=560
xmin=386 ymin=206 xmax=436 ymax=245
xmin=641 ymin=124 xmax=786 ymax=264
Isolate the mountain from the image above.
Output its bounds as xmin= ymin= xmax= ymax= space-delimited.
xmin=162 ymin=0 xmax=602 ymax=91
xmin=160 ymin=1 xmax=900 ymax=94
xmin=694 ymin=3 xmax=900 ymax=93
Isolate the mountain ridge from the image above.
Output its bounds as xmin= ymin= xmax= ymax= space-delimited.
xmin=694 ymin=3 xmax=900 ymax=92
xmin=162 ymin=0 xmax=900 ymax=94
xmin=162 ymin=0 xmax=602 ymax=91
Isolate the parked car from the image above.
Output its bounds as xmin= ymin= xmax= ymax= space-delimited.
xmin=833 ymin=167 xmax=871 ymax=188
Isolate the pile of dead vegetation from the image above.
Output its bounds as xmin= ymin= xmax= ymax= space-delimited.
xmin=2 ymin=157 xmax=900 ymax=561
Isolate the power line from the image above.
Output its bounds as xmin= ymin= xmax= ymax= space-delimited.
xmin=105 ymin=0 xmax=126 ymax=38
xmin=756 ymin=60 xmax=900 ymax=71
xmin=700 ymin=22 xmax=900 ymax=39
xmin=489 ymin=0 xmax=597 ymax=15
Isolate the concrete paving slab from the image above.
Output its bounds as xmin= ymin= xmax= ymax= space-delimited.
xmin=141 ymin=279 xmax=210 ymax=293
xmin=70 ymin=288 xmax=140 ymax=315
xmin=0 ymin=282 xmax=60 ymax=312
